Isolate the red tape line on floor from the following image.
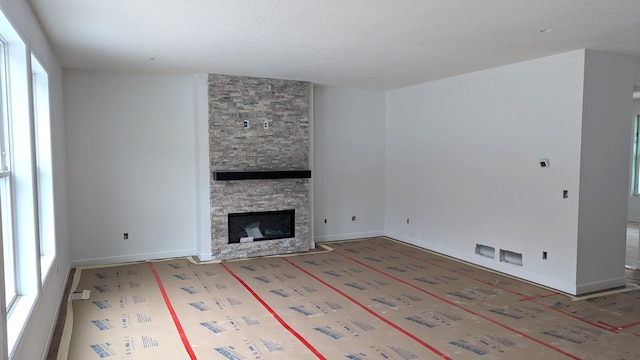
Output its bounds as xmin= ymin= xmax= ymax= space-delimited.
xmin=282 ymin=258 xmax=452 ymax=360
xmin=376 ymin=242 xmax=536 ymax=298
xmin=220 ymin=263 xmax=326 ymax=360
xmin=620 ymin=320 xmax=640 ymax=330
xmin=332 ymin=250 xmax=581 ymax=360
xmin=375 ymin=242 xmax=615 ymax=333
xmin=148 ymin=262 xmax=198 ymax=360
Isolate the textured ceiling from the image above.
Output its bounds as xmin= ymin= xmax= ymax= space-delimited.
xmin=27 ymin=0 xmax=640 ymax=90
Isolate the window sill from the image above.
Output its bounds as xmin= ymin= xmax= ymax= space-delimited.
xmin=7 ymin=294 xmax=37 ymax=358
xmin=40 ymin=254 xmax=55 ymax=280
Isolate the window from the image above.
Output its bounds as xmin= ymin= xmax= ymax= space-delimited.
xmin=0 ymin=37 xmax=15 ymax=309
xmin=31 ymin=55 xmax=55 ymax=278
xmin=0 ymin=8 xmax=55 ymax=356
xmin=632 ymin=115 xmax=640 ymax=196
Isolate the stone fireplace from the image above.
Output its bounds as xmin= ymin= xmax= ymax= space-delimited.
xmin=208 ymin=74 xmax=311 ymax=261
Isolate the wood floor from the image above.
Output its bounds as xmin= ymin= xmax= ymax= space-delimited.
xmin=46 ymin=269 xmax=74 ymax=360
xmin=54 ymin=239 xmax=640 ymax=358
xmin=46 ymin=234 xmax=640 ymax=359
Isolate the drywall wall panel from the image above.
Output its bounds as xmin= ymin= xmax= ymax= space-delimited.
xmin=64 ymin=71 xmax=198 ymax=265
xmin=313 ymin=86 xmax=386 ymax=241
xmin=576 ymin=50 xmax=637 ymax=293
xmin=194 ymin=74 xmax=212 ymax=261
xmin=385 ymin=50 xmax=586 ymax=294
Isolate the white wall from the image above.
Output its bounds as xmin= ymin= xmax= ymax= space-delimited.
xmin=385 ymin=51 xmax=587 ymax=294
xmin=576 ymin=50 xmax=637 ymax=292
xmin=64 ymin=71 xmax=199 ymax=265
xmin=0 ymin=1 xmax=70 ymax=359
xmin=194 ymin=75 xmax=212 ymax=260
xmin=313 ymin=86 xmax=386 ymax=241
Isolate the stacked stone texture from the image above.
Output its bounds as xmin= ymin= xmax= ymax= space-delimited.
xmin=209 ymin=74 xmax=310 ymax=260
xmin=209 ymin=74 xmax=309 ymax=171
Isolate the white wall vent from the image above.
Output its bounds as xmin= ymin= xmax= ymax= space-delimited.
xmin=475 ymin=244 xmax=495 ymax=259
xmin=500 ymin=249 xmax=523 ymax=266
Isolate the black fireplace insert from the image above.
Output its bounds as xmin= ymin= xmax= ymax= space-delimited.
xmin=228 ymin=209 xmax=295 ymax=243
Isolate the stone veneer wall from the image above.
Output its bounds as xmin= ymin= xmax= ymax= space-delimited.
xmin=209 ymin=74 xmax=310 ymax=260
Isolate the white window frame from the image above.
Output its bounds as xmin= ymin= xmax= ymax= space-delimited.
xmin=31 ymin=54 xmax=54 ymax=279
xmin=0 ymin=9 xmax=49 ymax=357
xmin=0 ymin=35 xmax=16 ymax=312
xmin=632 ymin=115 xmax=640 ymax=196
xmin=0 ymin=6 xmax=56 ymax=358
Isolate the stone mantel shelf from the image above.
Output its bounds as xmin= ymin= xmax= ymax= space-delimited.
xmin=212 ymin=170 xmax=311 ymax=181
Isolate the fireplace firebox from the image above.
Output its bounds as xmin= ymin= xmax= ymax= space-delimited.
xmin=228 ymin=209 xmax=295 ymax=244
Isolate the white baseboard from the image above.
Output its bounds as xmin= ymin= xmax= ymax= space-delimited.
xmin=575 ymin=276 xmax=628 ymax=295
xmin=196 ymin=251 xmax=213 ymax=261
xmin=71 ymin=249 xmax=196 ymax=267
xmin=315 ymin=231 xmax=385 ymax=243
xmin=69 ymin=232 xmax=632 ymax=296
xmin=383 ymin=231 xmax=578 ymax=295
